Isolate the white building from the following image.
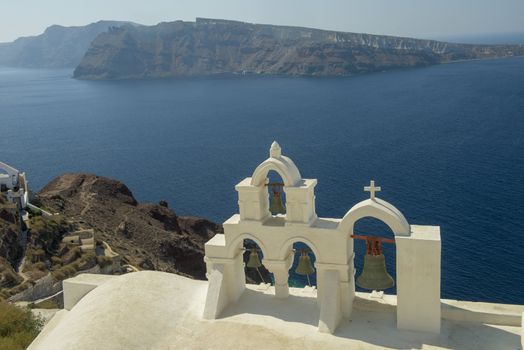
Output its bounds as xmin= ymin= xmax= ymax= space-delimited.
xmin=0 ymin=161 xmax=29 ymax=209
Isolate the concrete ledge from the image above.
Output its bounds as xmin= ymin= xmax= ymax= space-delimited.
xmin=442 ymin=299 xmax=524 ymax=327
xmin=353 ymin=293 xmax=524 ymax=328
xmin=63 ymin=274 xmax=115 ymax=310
xmin=520 ymin=312 xmax=524 ymax=349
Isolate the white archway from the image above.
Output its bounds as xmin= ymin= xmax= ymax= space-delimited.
xmin=227 ymin=233 xmax=269 ymax=258
xmin=250 ymin=142 xmax=302 ymax=187
xmin=338 ymin=198 xmax=410 ymax=237
xmin=279 ymin=236 xmax=321 ymax=262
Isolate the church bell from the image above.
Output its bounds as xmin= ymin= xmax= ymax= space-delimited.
xmin=295 ymin=250 xmax=315 ymax=276
xmin=246 ymin=248 xmax=262 ymax=268
xmin=295 ymin=250 xmax=315 ymax=287
xmin=356 ymin=254 xmax=394 ymax=291
xmin=353 ymin=235 xmax=395 ymax=291
xmin=269 ymin=184 xmax=286 ymax=215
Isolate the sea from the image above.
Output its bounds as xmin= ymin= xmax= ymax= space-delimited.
xmin=1 ymin=57 xmax=523 ymax=304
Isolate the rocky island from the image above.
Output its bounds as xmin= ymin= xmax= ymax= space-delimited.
xmin=73 ymin=17 xmax=524 ymax=80
xmin=0 ymin=21 xmax=132 ymax=68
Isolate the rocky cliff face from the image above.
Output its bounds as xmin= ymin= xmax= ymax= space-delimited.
xmin=0 ymin=21 xmax=133 ymax=68
xmin=38 ymin=173 xmax=222 ymax=279
xmin=0 ymin=195 xmax=23 ymax=268
xmin=74 ymin=18 xmax=524 ymax=79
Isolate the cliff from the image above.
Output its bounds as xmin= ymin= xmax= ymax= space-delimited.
xmin=73 ymin=18 xmax=524 ymax=79
xmin=0 ymin=21 xmax=134 ymax=68
xmin=38 ymin=173 xmax=222 ymax=279
xmin=0 ymin=195 xmax=22 ymax=264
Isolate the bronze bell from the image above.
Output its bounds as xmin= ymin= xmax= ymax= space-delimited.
xmin=356 ymin=254 xmax=394 ymax=291
xmin=269 ymin=186 xmax=286 ymax=215
xmin=246 ymin=248 xmax=262 ymax=268
xmin=352 ymin=235 xmax=395 ymax=291
xmin=295 ymin=250 xmax=315 ymax=287
xmin=296 ymin=251 xmax=315 ymax=276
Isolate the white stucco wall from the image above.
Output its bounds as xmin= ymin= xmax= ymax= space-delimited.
xmin=63 ymin=274 xmax=114 ymax=310
xmin=0 ymin=161 xmax=19 ymax=189
xmin=396 ymin=225 xmax=441 ymax=333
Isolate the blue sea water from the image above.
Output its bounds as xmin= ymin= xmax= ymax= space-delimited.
xmin=0 ymin=57 xmax=523 ymax=304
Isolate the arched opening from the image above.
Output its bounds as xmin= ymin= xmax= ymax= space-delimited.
xmin=353 ymin=217 xmax=397 ymax=295
xmin=288 ymin=241 xmax=317 ymax=289
xmin=266 ymin=170 xmax=287 ymax=216
xmin=242 ymin=238 xmax=272 ymax=286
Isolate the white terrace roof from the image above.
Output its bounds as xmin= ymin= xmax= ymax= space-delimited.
xmin=29 ymin=271 xmax=523 ymax=350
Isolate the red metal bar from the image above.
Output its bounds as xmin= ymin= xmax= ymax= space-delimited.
xmin=265 ymin=182 xmax=285 ymax=187
xmin=351 ymin=234 xmax=395 ymax=256
xmin=351 ymin=235 xmax=395 ymax=244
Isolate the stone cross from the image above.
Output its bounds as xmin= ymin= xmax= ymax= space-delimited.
xmin=364 ymin=180 xmax=381 ymax=200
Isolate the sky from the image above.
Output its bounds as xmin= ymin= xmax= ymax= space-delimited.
xmin=1 ymin=0 xmax=524 ymax=43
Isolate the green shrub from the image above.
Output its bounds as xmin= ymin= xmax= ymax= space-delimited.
xmin=51 ymin=263 xmax=79 ymax=282
xmin=0 ymin=301 xmax=43 ymax=350
xmin=29 ymin=215 xmax=71 ymax=252
xmin=51 ymin=270 xmax=65 ymax=281
xmin=8 ymin=282 xmax=29 ymax=296
xmin=61 ymin=247 xmax=81 ymax=265
xmin=27 ymin=207 xmax=42 ymax=217
xmin=1 ymin=270 xmax=22 ymax=288
xmin=96 ymin=256 xmax=113 ymax=268
xmin=26 ymin=249 xmax=46 ymax=264
xmin=63 ymin=266 xmax=76 ymax=276
xmin=30 ymin=299 xmax=59 ymax=310
xmin=76 ymin=252 xmax=96 ymax=270
xmin=50 ymin=256 xmax=62 ymax=266
xmin=32 ymin=262 xmax=46 ymax=272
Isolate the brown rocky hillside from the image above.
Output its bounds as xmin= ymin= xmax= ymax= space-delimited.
xmin=38 ymin=173 xmax=222 ymax=279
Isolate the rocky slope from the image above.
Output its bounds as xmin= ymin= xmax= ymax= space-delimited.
xmin=0 ymin=21 xmax=134 ymax=68
xmin=0 ymin=195 xmax=23 ymax=289
xmin=74 ymin=17 xmax=524 ymax=79
xmin=37 ymin=173 xmax=222 ymax=279
xmin=0 ymin=195 xmax=23 ymax=267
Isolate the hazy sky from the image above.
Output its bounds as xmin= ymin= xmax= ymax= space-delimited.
xmin=1 ymin=0 xmax=523 ymax=43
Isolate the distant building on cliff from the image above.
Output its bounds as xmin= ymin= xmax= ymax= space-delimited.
xmin=0 ymin=161 xmax=29 ymax=209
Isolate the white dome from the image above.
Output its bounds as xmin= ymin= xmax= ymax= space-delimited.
xmin=29 ymin=272 xmax=207 ymax=350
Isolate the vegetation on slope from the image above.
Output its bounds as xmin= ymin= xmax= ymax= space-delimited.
xmin=0 ymin=301 xmax=43 ymax=350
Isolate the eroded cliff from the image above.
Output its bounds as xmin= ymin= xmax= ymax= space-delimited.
xmin=74 ymin=18 xmax=524 ymax=79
